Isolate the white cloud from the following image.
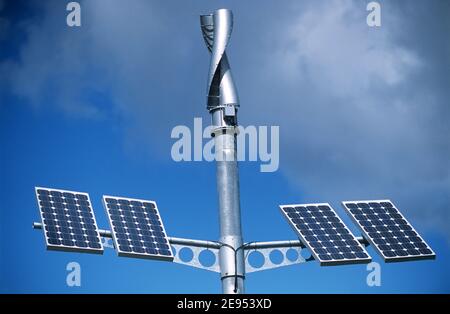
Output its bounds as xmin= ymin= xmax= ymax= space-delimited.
xmin=243 ymin=0 xmax=450 ymax=237
xmin=2 ymin=0 xmax=199 ymax=151
xmin=272 ymin=0 xmax=421 ymax=96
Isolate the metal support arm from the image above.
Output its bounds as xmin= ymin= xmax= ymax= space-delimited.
xmin=32 ymin=222 xmax=369 ymax=274
xmin=244 ymin=237 xmax=369 ymax=250
xmin=32 ymin=222 xmax=221 ymax=249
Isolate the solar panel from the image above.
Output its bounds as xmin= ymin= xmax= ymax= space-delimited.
xmin=103 ymin=195 xmax=174 ymax=261
xmin=35 ymin=187 xmax=103 ymax=254
xmin=280 ymin=203 xmax=371 ymax=266
xmin=342 ymin=200 xmax=435 ymax=262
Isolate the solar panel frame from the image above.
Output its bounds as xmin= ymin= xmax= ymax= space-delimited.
xmin=35 ymin=187 xmax=103 ymax=254
xmin=279 ymin=203 xmax=372 ymax=266
xmin=103 ymin=195 xmax=174 ymax=262
xmin=342 ymin=199 xmax=436 ymax=263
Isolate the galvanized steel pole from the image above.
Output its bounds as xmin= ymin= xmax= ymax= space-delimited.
xmin=200 ymin=9 xmax=245 ymax=294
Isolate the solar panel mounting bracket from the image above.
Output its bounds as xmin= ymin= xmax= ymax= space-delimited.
xmin=32 ymin=222 xmax=370 ymax=274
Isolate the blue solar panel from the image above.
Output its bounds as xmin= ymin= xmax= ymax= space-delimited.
xmin=342 ymin=200 xmax=435 ymax=262
xmin=35 ymin=187 xmax=103 ymax=254
xmin=103 ymin=196 xmax=173 ymax=261
xmin=280 ymin=203 xmax=371 ymax=266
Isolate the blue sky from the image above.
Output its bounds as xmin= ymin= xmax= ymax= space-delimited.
xmin=0 ymin=0 xmax=449 ymax=293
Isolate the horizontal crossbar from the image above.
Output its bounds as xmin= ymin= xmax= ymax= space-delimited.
xmin=32 ymin=222 xmax=222 ymax=249
xmin=244 ymin=236 xmax=369 ymax=250
xmin=32 ymin=222 xmax=370 ymax=251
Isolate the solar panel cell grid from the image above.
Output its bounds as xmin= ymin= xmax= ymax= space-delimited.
xmin=103 ymin=196 xmax=174 ymax=261
xmin=35 ymin=187 xmax=103 ymax=254
xmin=342 ymin=200 xmax=435 ymax=262
xmin=280 ymin=203 xmax=371 ymax=266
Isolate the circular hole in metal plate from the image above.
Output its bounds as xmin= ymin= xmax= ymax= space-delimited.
xmin=199 ymin=249 xmax=216 ymax=267
xmin=269 ymin=249 xmax=284 ymax=265
xmin=300 ymin=248 xmax=312 ymax=260
xmin=286 ymin=248 xmax=299 ymax=262
xmin=179 ymin=247 xmax=194 ymax=262
xmin=248 ymin=251 xmax=265 ymax=268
